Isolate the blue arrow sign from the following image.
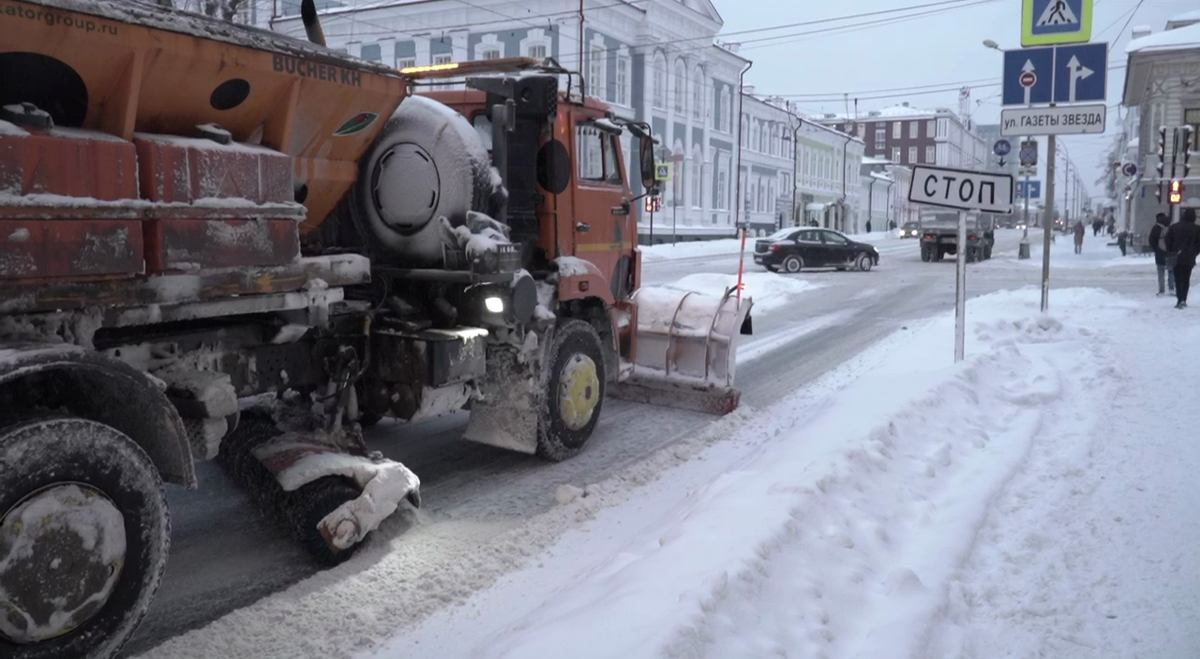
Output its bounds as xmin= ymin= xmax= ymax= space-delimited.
xmin=1003 ymin=47 xmax=1055 ymax=106
xmin=1053 ymin=42 xmax=1107 ymax=103
xmin=1016 ymin=180 xmax=1042 ymax=199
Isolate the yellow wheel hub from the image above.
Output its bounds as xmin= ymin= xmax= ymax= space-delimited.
xmin=558 ymin=354 xmax=600 ymax=431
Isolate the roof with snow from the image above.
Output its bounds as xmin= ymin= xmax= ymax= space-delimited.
xmin=1167 ymin=9 xmax=1200 ymax=28
xmin=1125 ymin=22 xmax=1200 ymax=54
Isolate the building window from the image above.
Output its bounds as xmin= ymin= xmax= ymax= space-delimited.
xmin=360 ymin=43 xmax=381 ymax=62
xmin=720 ymin=88 xmax=732 ymax=132
xmin=874 ymin=127 xmax=885 ymax=151
xmin=717 ymin=157 xmax=729 ymax=210
xmin=673 ymin=60 xmax=686 ymax=113
xmin=692 ymin=69 xmax=703 ymax=120
xmin=907 ymin=147 xmax=916 ymax=163
xmin=691 ymin=149 xmax=703 ymax=209
xmin=616 ymin=57 xmax=628 ymax=106
xmin=925 ymin=146 xmax=935 ymax=163
xmin=589 ymin=45 xmax=605 ymax=101
xmin=480 ymin=48 xmax=500 ymax=60
xmin=937 ymin=118 xmax=948 ymax=138
xmin=751 ymin=122 xmax=760 ymax=152
xmin=652 ymin=55 xmax=666 ymax=109
xmin=527 ymin=44 xmax=546 ymax=59
xmin=891 ymin=147 xmax=900 ymax=162
xmin=434 ymin=54 xmax=453 ymax=65
xmin=908 ymin=121 xmax=917 ymax=139
xmin=926 ymin=119 xmax=935 ymax=137
xmin=397 ymin=57 xmax=416 ymax=70
xmin=892 ymin=121 xmax=901 ymax=139
xmin=1186 ymin=108 xmax=1200 ymax=149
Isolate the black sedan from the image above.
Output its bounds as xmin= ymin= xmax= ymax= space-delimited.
xmin=753 ymin=227 xmax=879 ymax=273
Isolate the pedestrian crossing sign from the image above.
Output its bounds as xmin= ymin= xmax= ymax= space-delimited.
xmin=654 ymin=163 xmax=672 ymax=182
xmin=1022 ymin=0 xmax=1092 ymax=46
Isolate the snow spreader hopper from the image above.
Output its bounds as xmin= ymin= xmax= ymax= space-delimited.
xmin=0 ymin=1 xmax=751 ymax=657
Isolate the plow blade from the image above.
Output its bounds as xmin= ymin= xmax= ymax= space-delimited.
xmin=613 ymin=286 xmax=753 ymax=415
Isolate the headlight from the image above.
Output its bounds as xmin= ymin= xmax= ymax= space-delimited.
xmin=484 ymin=296 xmax=505 ymax=313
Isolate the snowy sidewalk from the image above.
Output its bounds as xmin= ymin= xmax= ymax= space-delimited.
xmin=362 ymin=289 xmax=1200 ymax=659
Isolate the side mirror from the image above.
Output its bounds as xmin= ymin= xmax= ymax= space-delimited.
xmin=640 ymin=135 xmax=656 ymax=191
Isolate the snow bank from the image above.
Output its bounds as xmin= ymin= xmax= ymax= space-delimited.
xmin=639 ymin=239 xmax=742 ymax=262
xmin=396 ymin=288 xmax=1136 ymax=659
xmin=666 ymin=272 xmax=821 ymax=313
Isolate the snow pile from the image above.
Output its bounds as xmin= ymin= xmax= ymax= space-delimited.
xmin=639 ymin=239 xmax=742 ymax=262
xmin=666 ymin=272 xmax=821 ymax=313
xmin=363 ymin=288 xmax=1163 ymax=659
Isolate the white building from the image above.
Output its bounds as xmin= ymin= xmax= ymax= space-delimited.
xmin=268 ymin=0 xmax=858 ymax=241
xmin=1122 ymin=12 xmax=1200 ymax=238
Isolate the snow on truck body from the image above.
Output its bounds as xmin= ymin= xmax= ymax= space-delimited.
xmin=0 ymin=1 xmax=753 ymax=657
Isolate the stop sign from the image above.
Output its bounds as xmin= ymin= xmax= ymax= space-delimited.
xmin=1019 ymin=72 xmax=1036 ymax=88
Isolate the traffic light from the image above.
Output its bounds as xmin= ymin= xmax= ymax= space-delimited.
xmin=1156 ymin=126 xmax=1168 ymax=202
xmin=1182 ymin=126 xmax=1194 ymax=178
xmin=644 ymin=196 xmax=661 ymax=213
xmin=1169 ymin=179 xmax=1184 ymax=205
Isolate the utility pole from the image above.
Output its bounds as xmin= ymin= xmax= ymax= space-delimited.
xmin=1041 ymin=131 xmax=1056 ymax=312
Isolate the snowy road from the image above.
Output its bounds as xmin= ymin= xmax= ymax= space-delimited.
xmin=125 ymin=230 xmax=1158 ymax=658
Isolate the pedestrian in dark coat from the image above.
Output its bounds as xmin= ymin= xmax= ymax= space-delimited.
xmin=1148 ymin=212 xmax=1175 ymax=296
xmin=1165 ymin=208 xmax=1200 ymax=309
xmin=1072 ymin=220 xmax=1085 ymax=254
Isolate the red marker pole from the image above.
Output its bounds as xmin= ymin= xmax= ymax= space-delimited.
xmin=736 ymin=226 xmax=748 ymax=304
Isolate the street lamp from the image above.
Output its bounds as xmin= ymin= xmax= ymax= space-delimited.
xmin=982 ymin=39 xmax=1001 ymax=51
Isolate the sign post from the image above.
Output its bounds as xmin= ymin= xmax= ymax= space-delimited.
xmin=1042 ymin=133 xmax=1056 ymax=312
xmin=907 ymin=165 xmax=1015 ymax=362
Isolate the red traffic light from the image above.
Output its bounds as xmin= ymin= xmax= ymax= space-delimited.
xmin=1169 ymin=179 xmax=1184 ymax=205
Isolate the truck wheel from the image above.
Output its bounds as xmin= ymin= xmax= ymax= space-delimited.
xmin=984 ymin=245 xmax=993 ymax=260
xmin=538 ymin=319 xmax=606 ymax=461
xmin=856 ymin=253 xmax=873 ymax=272
xmin=0 ymin=417 xmax=169 ymax=659
xmin=781 ymin=255 xmax=803 ymax=273
xmin=921 ymin=245 xmax=931 ymax=262
xmin=966 ymin=247 xmax=977 ymax=263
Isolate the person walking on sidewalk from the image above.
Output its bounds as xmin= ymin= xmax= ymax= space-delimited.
xmin=1073 ymin=219 xmax=1085 ymax=254
xmin=1165 ymin=208 xmax=1200 ymax=309
xmin=1149 ymin=212 xmax=1175 ymax=297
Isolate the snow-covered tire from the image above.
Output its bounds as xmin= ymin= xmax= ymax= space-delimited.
xmin=537 ymin=320 xmax=606 ymax=462
xmin=0 ymin=417 xmax=169 ymax=659
xmin=348 ymin=95 xmax=493 ymax=265
xmin=920 ymin=245 xmax=932 ymax=262
xmin=856 ymin=253 xmax=873 ymax=272
xmin=782 ymin=255 xmax=803 ymax=273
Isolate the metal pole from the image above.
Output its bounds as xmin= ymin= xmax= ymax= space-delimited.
xmin=672 ymin=203 xmax=677 ymax=244
xmin=955 ymin=208 xmax=967 ymax=362
xmin=1041 ymin=132 xmax=1056 ymax=312
xmin=1022 ymin=171 xmax=1030 ymax=239
xmin=791 ymin=122 xmax=800 ymax=228
xmin=732 ymin=62 xmax=752 ymax=236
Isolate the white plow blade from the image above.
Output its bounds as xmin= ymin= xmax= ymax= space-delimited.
xmin=613 ymin=286 xmax=753 ymax=415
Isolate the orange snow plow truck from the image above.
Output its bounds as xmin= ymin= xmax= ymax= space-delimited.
xmin=0 ymin=0 xmax=752 ymax=656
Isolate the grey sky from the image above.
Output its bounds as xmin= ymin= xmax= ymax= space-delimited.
xmin=711 ymin=0 xmax=1193 ymax=198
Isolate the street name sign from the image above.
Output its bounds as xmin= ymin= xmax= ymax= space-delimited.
xmin=1001 ymin=104 xmax=1106 ymax=135
xmin=907 ymin=165 xmax=1015 ymax=214
xmin=1022 ymin=0 xmax=1092 ymax=46
xmin=1002 ymin=43 xmax=1107 ymax=106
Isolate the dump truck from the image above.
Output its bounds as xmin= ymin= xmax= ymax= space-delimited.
xmin=918 ymin=210 xmax=997 ymax=262
xmin=0 ymin=2 xmax=753 ymax=657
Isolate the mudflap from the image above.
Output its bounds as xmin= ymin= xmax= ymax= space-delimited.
xmin=613 ymin=286 xmax=753 ymax=416
xmin=462 ymin=337 xmax=543 ymax=454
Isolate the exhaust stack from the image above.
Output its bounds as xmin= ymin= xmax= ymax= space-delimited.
xmin=300 ymin=0 xmax=326 ymax=46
